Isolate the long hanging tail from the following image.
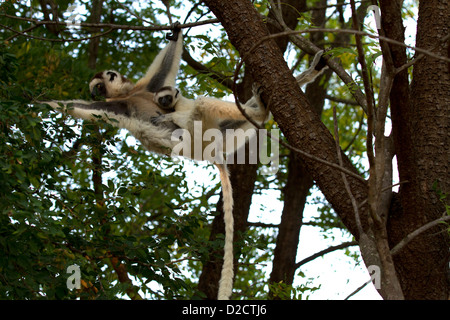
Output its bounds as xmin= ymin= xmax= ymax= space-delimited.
xmin=216 ymin=163 xmax=234 ymax=300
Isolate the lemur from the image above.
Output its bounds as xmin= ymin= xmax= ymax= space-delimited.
xmin=43 ymin=24 xmax=183 ymax=155
xmin=41 ymin=21 xmax=327 ymax=298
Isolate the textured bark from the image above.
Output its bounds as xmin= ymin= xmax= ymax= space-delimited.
xmin=269 ymin=0 xmax=328 ymax=292
xmin=383 ymin=0 xmax=450 ymax=299
xmin=202 ymin=0 xmax=376 ymax=298
xmin=203 ymin=0 xmax=450 ymax=299
xmin=38 ymin=0 xmax=62 ymax=35
xmin=87 ymin=0 xmax=104 ymax=70
xmin=266 ymin=0 xmax=307 ymax=51
xmin=201 ymin=0 xmax=449 ymax=299
xmin=198 ymin=0 xmax=308 ymax=299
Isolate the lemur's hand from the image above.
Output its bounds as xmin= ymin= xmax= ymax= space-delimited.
xmin=166 ymin=21 xmax=181 ymax=41
xmin=252 ymin=83 xmax=268 ymax=110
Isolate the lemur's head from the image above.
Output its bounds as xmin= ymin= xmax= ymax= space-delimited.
xmin=89 ymin=70 xmax=135 ymax=100
xmin=153 ymin=86 xmax=180 ymax=111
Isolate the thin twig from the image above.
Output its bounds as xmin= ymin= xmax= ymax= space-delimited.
xmin=343 ymin=111 xmax=365 ymax=152
xmin=350 ymin=0 xmax=375 ymax=172
xmin=1 ymin=13 xmax=219 ymax=32
xmin=395 ymin=54 xmax=424 ymax=74
xmin=0 ymin=22 xmax=113 ymax=42
xmin=244 ymin=29 xmax=450 ymax=64
xmin=344 ymin=278 xmax=372 ymax=300
xmin=395 ymin=34 xmax=450 ymax=74
xmin=117 ymin=2 xmax=154 ymax=25
xmin=346 ymin=214 xmax=450 ymax=299
xmin=3 ymin=13 xmax=449 ymax=63
xmin=333 ymin=104 xmax=364 ymax=236
xmin=295 ymin=241 xmax=359 ymax=269
xmin=160 ymin=0 xmax=174 ymax=25
xmin=357 ymin=181 xmax=409 ymax=209
xmin=325 ymin=94 xmax=359 ymax=106
xmin=5 ymin=24 xmax=39 ymax=42
xmin=391 ymin=215 xmax=450 ymax=256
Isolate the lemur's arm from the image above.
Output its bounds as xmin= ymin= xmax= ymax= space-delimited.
xmin=137 ymin=22 xmax=183 ymax=92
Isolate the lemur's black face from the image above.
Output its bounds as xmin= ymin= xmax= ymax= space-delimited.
xmin=158 ymin=95 xmax=173 ymax=109
xmin=154 ymin=86 xmax=179 ymax=111
xmin=91 ymin=82 xmax=106 ymax=100
xmin=90 ymin=71 xmax=109 ymax=100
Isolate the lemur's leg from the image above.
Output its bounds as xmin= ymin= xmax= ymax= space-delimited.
xmin=195 ymin=89 xmax=268 ymax=123
xmin=296 ymin=50 xmax=328 ymax=86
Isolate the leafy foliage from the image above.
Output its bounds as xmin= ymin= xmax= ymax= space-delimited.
xmin=0 ymin=0 xmax=394 ymax=300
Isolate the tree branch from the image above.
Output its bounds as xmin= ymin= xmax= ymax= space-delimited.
xmin=244 ymin=29 xmax=450 ymax=64
xmin=391 ymin=215 xmax=450 ymax=256
xmin=182 ymin=47 xmax=235 ymax=89
xmin=1 ymin=13 xmax=219 ymax=32
xmin=333 ymin=103 xmax=364 ymax=236
xmin=0 ymin=22 xmax=114 ymax=42
xmin=295 ymin=241 xmax=358 ymax=269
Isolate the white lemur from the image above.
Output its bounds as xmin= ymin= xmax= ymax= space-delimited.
xmin=43 ymin=24 xmax=183 ymax=155
xmin=40 ymin=24 xmax=252 ymax=300
xmin=151 ymin=49 xmax=328 ymax=160
xmin=149 ymin=50 xmax=328 ymax=300
xmin=153 ymin=86 xmax=269 ymax=301
xmin=89 ymin=49 xmax=325 ymax=301
xmin=42 ymin=25 xmax=327 ymax=299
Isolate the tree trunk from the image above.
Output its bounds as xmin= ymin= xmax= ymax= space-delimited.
xmin=198 ymin=0 xmax=312 ymax=299
xmin=87 ymin=0 xmax=104 ymax=70
xmin=269 ymin=152 xmax=311 ymax=289
xmin=269 ymin=0 xmax=330 ymax=293
xmin=383 ymin=0 xmax=450 ymax=299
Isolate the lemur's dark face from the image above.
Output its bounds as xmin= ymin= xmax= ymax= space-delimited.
xmin=157 ymin=94 xmax=173 ymax=108
xmin=89 ymin=71 xmax=109 ymax=100
xmin=154 ymin=86 xmax=179 ymax=111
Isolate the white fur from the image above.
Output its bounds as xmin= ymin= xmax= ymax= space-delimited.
xmin=154 ymin=89 xmax=268 ymax=162
xmin=152 ymin=88 xmax=268 ymax=300
xmin=151 ymin=50 xmax=327 ymax=299
xmin=89 ymin=70 xmax=135 ymax=98
xmin=44 ymin=100 xmax=176 ymax=155
xmin=296 ymin=50 xmax=328 ymax=86
xmin=216 ymin=163 xmax=234 ymax=300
